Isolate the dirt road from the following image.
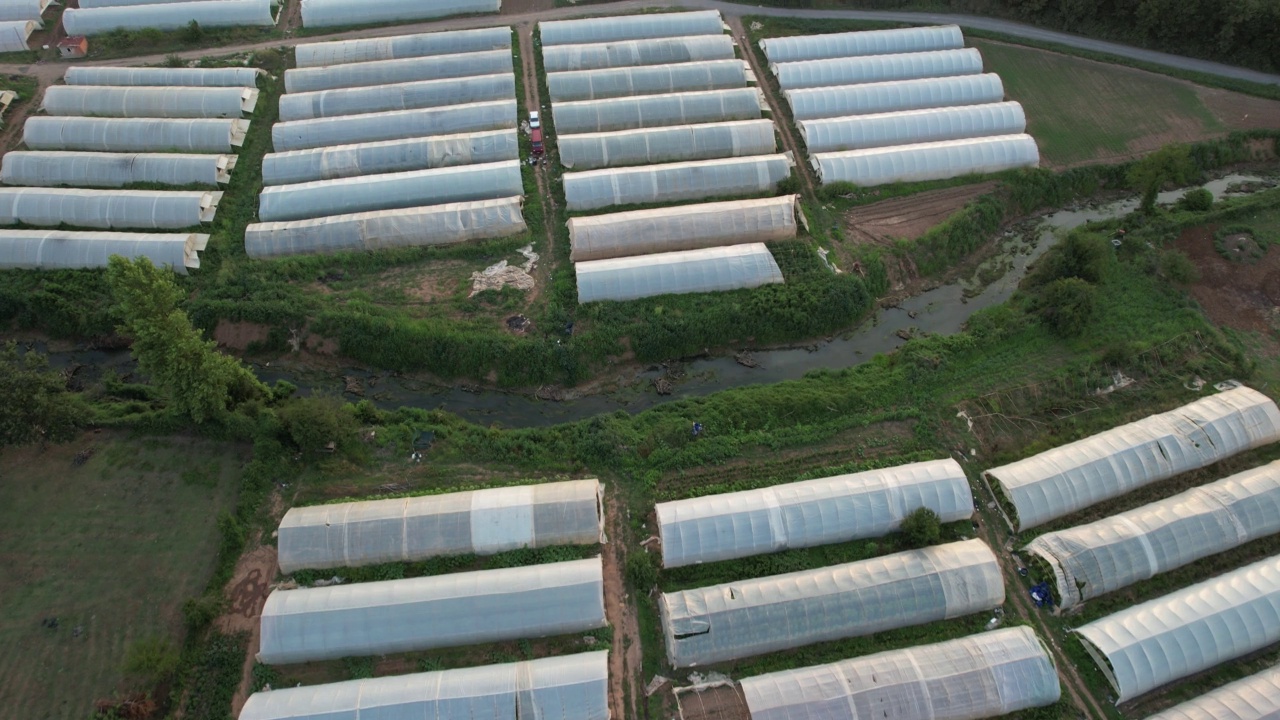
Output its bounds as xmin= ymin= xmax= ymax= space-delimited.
xmin=600 ymin=483 xmax=644 ymax=720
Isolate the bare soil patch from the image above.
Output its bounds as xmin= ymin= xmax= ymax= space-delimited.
xmin=844 ymin=182 xmax=998 ymax=246
xmin=501 ymin=0 xmax=554 ymax=16
xmin=1175 ymin=224 xmax=1280 ymax=341
xmin=214 ymin=320 xmax=272 ymax=352
xmin=220 ymin=544 xmax=279 ymax=718
xmin=1196 ymin=86 xmax=1280 ymax=133
xmin=392 ymin=261 xmax=467 ymax=303
xmin=677 ymin=684 xmax=752 ymax=720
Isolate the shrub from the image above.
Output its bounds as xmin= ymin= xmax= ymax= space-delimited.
xmin=899 ymin=507 xmax=942 ymax=548
xmin=1030 ymin=232 xmax=1112 ymax=287
xmin=122 ymin=636 xmax=180 ymax=689
xmin=182 ymin=20 xmax=203 ymax=43
xmin=1181 ymin=187 xmax=1214 ymax=211
xmin=1160 ymin=250 xmax=1200 ymax=284
xmin=626 ymin=550 xmax=657 ymax=591
xmin=277 ymin=395 xmax=358 ymax=455
xmin=181 ymin=594 xmax=224 ymax=634
xmin=1037 ymin=278 xmax=1098 ymax=337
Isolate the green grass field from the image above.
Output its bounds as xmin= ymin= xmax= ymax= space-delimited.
xmin=0 ymin=434 xmax=245 ymax=719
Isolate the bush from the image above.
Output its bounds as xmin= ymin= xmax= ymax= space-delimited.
xmin=626 ymin=550 xmax=657 ymax=591
xmin=1181 ymin=187 xmax=1214 ymax=211
xmin=277 ymin=395 xmax=358 ymax=455
xmin=899 ymin=507 xmax=942 ymax=548
xmin=122 ymin=635 xmax=180 ymax=689
xmin=181 ymin=594 xmax=225 ymax=634
xmin=182 ymin=20 xmax=202 ymax=43
xmin=1030 ymin=232 xmax=1112 ymax=287
xmin=1160 ymin=250 xmax=1200 ymax=284
xmin=1037 ymin=278 xmax=1099 ymax=337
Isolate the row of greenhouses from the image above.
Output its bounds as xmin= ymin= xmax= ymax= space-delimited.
xmin=300 ymin=0 xmax=498 ymax=29
xmin=0 ymin=0 xmax=47 ymax=52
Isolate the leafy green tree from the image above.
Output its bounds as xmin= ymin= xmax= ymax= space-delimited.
xmin=277 ymin=395 xmax=357 ymax=454
xmin=0 ymin=342 xmax=83 ymax=447
xmin=899 ymin=507 xmax=942 ymax=548
xmin=182 ymin=20 xmax=203 ymax=43
xmin=1128 ymin=145 xmax=1195 ymax=213
xmin=1032 ymin=231 xmax=1112 ymax=287
xmin=1181 ymin=187 xmax=1214 ymax=212
xmin=1037 ymin=277 xmax=1099 ymax=337
xmin=122 ymin=635 xmax=180 ymax=690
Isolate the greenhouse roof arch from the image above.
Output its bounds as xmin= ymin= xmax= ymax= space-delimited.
xmin=563 ymin=154 xmax=791 ymax=211
xmin=799 ymin=101 xmax=1026 ymax=154
xmin=0 ymin=0 xmax=50 ymax=22
xmin=283 ymin=49 xmax=512 ymax=93
xmin=0 ymin=188 xmax=221 ymax=229
xmin=22 ymin=116 xmax=249 ymax=153
xmin=551 ymin=87 xmax=761 ymax=134
xmin=785 ymin=74 xmax=1006 ymax=120
xmin=300 ymin=0 xmax=499 ymax=29
xmin=547 ymin=59 xmax=747 ymax=102
xmin=0 ymin=20 xmax=35 ymax=52
xmin=2 ymin=151 xmax=235 ymax=187
xmin=576 ymin=243 xmax=784 ymax=304
xmin=0 ymin=229 xmax=208 ymax=274
xmin=271 ymin=99 xmax=514 ymax=151
xmin=557 ymin=119 xmax=776 ymax=171
xmin=64 ymin=66 xmax=262 ymax=88
xmin=261 ymin=130 xmax=518 ymax=186
xmin=539 ymin=10 xmax=723 ymax=46
xmin=542 ymin=34 xmax=736 ymax=73
xmin=760 ymin=24 xmax=965 ymax=64
xmin=294 ymin=26 xmax=512 ymax=67
xmin=62 ymin=0 xmax=274 ymax=35
xmin=1145 ymin=665 xmax=1280 ymax=720
xmin=812 ymin=134 xmax=1039 ymax=187
xmin=42 ymin=85 xmax=259 ymax=119
xmin=278 ymin=73 xmax=514 ymax=121
xmin=772 ymin=48 xmax=983 ymax=90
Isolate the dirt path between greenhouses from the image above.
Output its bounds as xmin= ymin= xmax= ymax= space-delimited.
xmin=601 ymin=483 xmax=644 ymax=720
xmin=516 ymin=23 xmax=557 ymax=309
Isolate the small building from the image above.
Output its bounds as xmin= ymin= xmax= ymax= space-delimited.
xmin=57 ymin=36 xmax=87 ymax=59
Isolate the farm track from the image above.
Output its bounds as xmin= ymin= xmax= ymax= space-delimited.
xmin=516 ymin=24 xmax=557 ymax=308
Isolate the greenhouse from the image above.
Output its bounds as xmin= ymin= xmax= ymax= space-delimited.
xmin=551 ymin=88 xmax=761 ymax=134
xmin=986 ymin=385 xmax=1280 ymax=530
xmin=278 ymin=73 xmax=514 ymax=121
xmin=655 ymin=458 xmax=973 ymax=568
xmin=0 ymin=188 xmax=220 ymax=229
xmin=257 ymin=558 xmax=606 ymax=664
xmin=2 ymin=151 xmax=236 ymax=187
xmin=257 ymin=160 xmax=522 ymax=222
xmin=42 ymin=85 xmax=259 ymax=119
xmin=262 ymin=130 xmax=517 ymax=186
xmin=275 ymin=479 xmax=602 ymax=573
xmin=0 ymin=0 xmax=49 ymax=22
xmin=568 ymin=195 xmax=796 ymax=262
xmin=62 ymin=0 xmax=275 ymax=34
xmin=759 ymin=24 xmax=965 ymax=64
xmin=1145 ymin=665 xmax=1280 ymax=720
xmin=1075 ymin=553 xmax=1280 ymax=702
xmin=576 ymin=243 xmax=783 ymax=303
xmin=1025 ymin=459 xmax=1280 ymax=609
xmin=0 ymin=19 xmax=33 ymax=52
xmin=0 ymin=230 xmax=208 ymax=274
xmin=64 ymin=66 xmax=262 ymax=88
xmin=785 ymin=74 xmax=1006 ymax=121
xmin=543 ymin=34 xmax=737 ymax=73
xmin=812 ymin=134 xmax=1039 ymax=187
xmin=558 ymin=119 xmax=776 ymax=170
xmin=547 ymin=59 xmax=747 ymax=102
xmin=539 ymin=10 xmax=723 ymax=46
xmin=660 ymin=538 xmax=1004 ymax=667
xmin=239 ymin=651 xmax=610 ymax=720
xmin=799 ymin=102 xmax=1027 ymax=154
xmin=294 ymin=27 xmax=512 ymax=68
xmin=23 ymin=117 xmax=249 ymax=153
xmin=271 ymin=100 xmax=514 ymax=151
xmin=740 ymin=627 xmax=1060 ymax=720
xmin=563 ymin=154 xmax=791 ymax=211
xmin=300 ymin=0 xmax=499 ymax=29
xmin=772 ymin=48 xmax=984 ymax=90
xmin=283 ymin=49 xmax=512 ymax=93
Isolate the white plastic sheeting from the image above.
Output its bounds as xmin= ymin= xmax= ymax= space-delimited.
xmin=773 ymin=48 xmax=984 ymax=90
xmin=295 ymin=27 xmax=512 ymax=68
xmin=568 ymin=195 xmax=795 ymax=262
xmin=577 ymin=243 xmax=782 ymax=304
xmin=262 ymin=130 xmax=517 ymax=185
xmin=23 ymin=117 xmax=249 ymax=152
xmin=987 ymin=386 xmax=1280 ymax=531
xmin=1025 ymin=460 xmax=1280 ymax=609
xmin=279 ymin=73 xmax=514 ymax=121
xmin=1145 ymin=665 xmax=1280 ymax=720
xmin=786 ymin=74 xmax=1006 ymax=120
xmin=300 ymin=0 xmax=500 ymax=29
xmin=0 ymin=19 xmax=32 ymax=52
xmin=547 ymin=60 xmax=747 ymax=102
xmin=539 ymin=11 xmax=723 ymax=46
xmin=258 ymin=160 xmax=521 ymax=222
xmin=543 ymin=34 xmax=737 ymax=73
xmin=564 ymin=154 xmax=791 ymax=211
xmin=551 ymin=88 xmax=761 ymax=134
xmin=760 ymin=25 xmax=965 ymax=64
xmin=239 ymin=652 xmax=609 ymax=720
xmin=0 ymin=229 xmax=208 ymax=273
xmin=62 ymin=0 xmax=274 ymax=34
xmin=64 ymin=66 xmax=262 ymax=88
xmin=740 ymin=626 xmax=1060 ymax=720
xmin=284 ymin=50 xmax=512 ymax=93
xmin=0 ymin=0 xmax=48 ymax=21
xmin=558 ymin=119 xmax=775 ymax=170
xmin=2 ymin=151 xmax=235 ymax=187
xmin=271 ymin=100 xmax=514 ymax=151
xmin=42 ymin=85 xmax=259 ymax=118
xmin=276 ymin=479 xmax=602 ymax=573
xmin=812 ymin=134 xmax=1039 ymax=187
xmin=257 ymin=558 xmax=606 ymax=664
xmin=79 ymin=0 xmax=274 ymax=8
xmin=656 ymin=458 xmax=973 ymax=568
xmin=0 ymin=188 xmax=220 ymax=228
xmin=800 ymin=102 xmax=1026 ymax=153
xmin=660 ymin=538 xmax=1004 ymax=667
xmin=1075 ymin=553 xmax=1280 ymax=702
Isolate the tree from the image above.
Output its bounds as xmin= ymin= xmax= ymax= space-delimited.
xmin=899 ymin=507 xmax=942 ymax=548
xmin=1037 ymin=277 xmax=1099 ymax=337
xmin=106 ymin=256 xmax=266 ymax=423
xmin=182 ymin=20 xmax=202 ymax=43
xmin=0 ymin=342 xmax=82 ymax=447
xmin=1128 ymin=145 xmax=1195 ymax=213
xmin=277 ymin=395 xmax=357 ymax=454
xmin=1181 ymin=187 xmax=1214 ymax=212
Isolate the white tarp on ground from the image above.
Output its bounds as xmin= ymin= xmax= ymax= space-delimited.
xmin=558 ymin=119 xmax=776 ymax=170
xmin=812 ymin=134 xmax=1039 ymax=187
xmin=257 ymin=160 xmax=522 ymax=222
xmin=0 ymin=19 xmax=33 ymax=52
xmin=262 ymin=130 xmax=517 ymax=186
xmin=660 ymin=538 xmax=1004 ymax=667
xmin=64 ymin=66 xmax=263 ymax=88
xmin=0 ymin=188 xmax=219 ymax=229
xmin=785 ymin=74 xmax=1006 ymax=120
xmin=987 ymin=386 xmax=1280 ymax=530
xmin=740 ymin=626 xmax=1060 ymax=720
xmin=2 ymin=151 xmax=235 ymax=187
xmin=0 ymin=229 xmax=207 ymax=274
xmin=279 ymin=73 xmax=514 ymax=121
xmin=283 ymin=49 xmax=512 ymax=93
xmin=772 ymin=48 xmax=984 ymax=90
xmin=246 ymin=197 xmax=527 ymax=258
xmin=563 ymin=154 xmax=791 ymax=211
xmin=800 ymin=102 xmax=1026 ymax=154
xmin=576 ymin=242 xmax=783 ymax=304
xmin=539 ymin=10 xmax=723 ymax=46
xmin=1025 ymin=459 xmax=1280 ymax=609
xmin=568 ymin=194 xmax=795 ymax=262
xmin=543 ymin=34 xmax=736 ymax=73
xmin=23 ymin=116 xmax=249 ymax=152
xmin=655 ymin=458 xmax=973 ymax=568
xmin=276 ymin=479 xmax=602 ymax=573
xmin=1076 ymin=553 xmax=1280 ymax=702
xmin=551 ymin=88 xmax=761 ymax=134
xmin=42 ymin=85 xmax=258 ymax=119
xmin=1145 ymin=665 xmax=1280 ymax=720
xmin=62 ymin=0 xmax=274 ymax=34
xmin=257 ymin=557 xmax=606 ymax=664
xmin=295 ymin=27 xmax=512 ymax=68
xmin=240 ymin=652 xmax=610 ymax=720
xmin=300 ymin=0 xmax=499 ymax=29
xmin=0 ymin=0 xmax=49 ymax=21
xmin=271 ymin=99 xmax=514 ymax=151
xmin=760 ymin=25 xmax=965 ymax=64
xmin=547 ymin=59 xmax=747 ymax=102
